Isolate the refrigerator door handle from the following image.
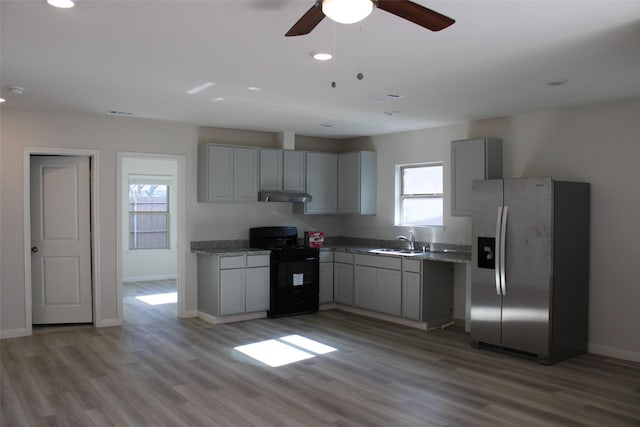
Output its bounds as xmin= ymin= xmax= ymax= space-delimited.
xmin=500 ymin=206 xmax=508 ymax=295
xmin=494 ymin=206 xmax=503 ymax=296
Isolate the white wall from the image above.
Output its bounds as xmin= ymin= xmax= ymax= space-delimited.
xmin=342 ymin=98 xmax=640 ymax=361
xmin=121 ymin=157 xmax=178 ymax=282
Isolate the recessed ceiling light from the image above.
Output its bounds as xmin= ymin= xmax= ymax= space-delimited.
xmin=108 ymin=110 xmax=133 ymax=116
xmin=545 ymin=79 xmax=568 ymax=86
xmin=247 ymin=86 xmax=263 ymax=91
xmin=47 ymin=0 xmax=76 ymax=8
xmin=0 ymin=98 xmax=5 ymax=103
xmin=187 ymin=82 xmax=215 ymax=94
xmin=376 ymin=94 xmax=404 ymax=101
xmin=310 ymin=51 xmax=333 ymax=61
xmin=320 ymin=123 xmax=333 ymax=128
xmin=384 ymin=110 xmax=401 ymax=116
xmin=212 ymin=97 xmax=225 ymax=103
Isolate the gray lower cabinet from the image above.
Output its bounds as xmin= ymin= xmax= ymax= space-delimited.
xmin=353 ymin=254 xmax=402 ymax=317
xmin=402 ymin=259 xmax=422 ymax=321
xmin=333 ymin=251 xmax=354 ymax=305
xmin=198 ymin=253 xmax=270 ymax=317
xmin=319 ymin=251 xmax=334 ymax=304
xmin=422 ymin=261 xmax=454 ymax=328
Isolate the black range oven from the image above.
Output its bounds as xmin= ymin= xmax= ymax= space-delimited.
xmin=249 ymin=227 xmax=319 ymax=318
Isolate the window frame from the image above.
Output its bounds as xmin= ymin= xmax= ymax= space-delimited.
xmin=128 ymin=182 xmax=171 ymax=250
xmin=396 ymin=162 xmax=444 ymax=227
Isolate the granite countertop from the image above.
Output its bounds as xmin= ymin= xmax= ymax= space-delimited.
xmin=191 ymin=238 xmax=471 ymax=263
xmin=192 ymin=247 xmax=271 ymax=256
xmin=191 ymin=240 xmax=270 ymax=256
xmin=325 ymin=245 xmax=471 ymax=264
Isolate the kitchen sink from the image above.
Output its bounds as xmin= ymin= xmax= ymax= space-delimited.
xmin=368 ymin=248 xmax=426 ymax=256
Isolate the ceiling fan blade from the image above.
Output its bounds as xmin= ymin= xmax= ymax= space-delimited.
xmin=377 ymin=0 xmax=455 ymax=31
xmin=285 ymin=4 xmax=326 ymax=37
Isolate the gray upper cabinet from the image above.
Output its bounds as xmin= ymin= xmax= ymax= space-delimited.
xmin=338 ymin=151 xmax=376 ymax=215
xmin=259 ymin=149 xmax=283 ymax=191
xmin=198 ymin=144 xmax=258 ymax=202
xmin=259 ymin=149 xmax=305 ymax=193
xmin=301 ymin=152 xmax=338 ymax=214
xmin=451 ymin=137 xmax=502 ymax=216
xmin=283 ymin=150 xmax=305 ymax=192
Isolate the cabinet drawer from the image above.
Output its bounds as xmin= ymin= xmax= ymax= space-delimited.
xmin=355 ymin=254 xmax=401 ymax=270
xmin=403 ymin=259 xmax=421 ymax=273
xmin=334 ymin=251 xmax=354 ymax=264
xmin=247 ymin=254 xmax=270 ymax=267
xmin=319 ymin=250 xmax=334 ymax=262
xmin=219 ymin=255 xmax=246 ymax=269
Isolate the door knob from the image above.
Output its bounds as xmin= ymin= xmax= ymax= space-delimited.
xmin=31 ymin=246 xmax=38 ymax=253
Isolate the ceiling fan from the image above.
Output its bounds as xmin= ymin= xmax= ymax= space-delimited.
xmin=285 ymin=0 xmax=455 ymax=37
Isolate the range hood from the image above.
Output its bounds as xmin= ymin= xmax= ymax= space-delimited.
xmin=258 ymin=191 xmax=312 ymax=203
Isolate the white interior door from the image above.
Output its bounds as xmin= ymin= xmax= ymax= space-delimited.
xmin=31 ymin=155 xmax=92 ymax=324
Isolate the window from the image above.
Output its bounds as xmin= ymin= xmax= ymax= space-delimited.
xmin=396 ymin=163 xmax=444 ymax=226
xmin=128 ymin=182 xmax=170 ymax=250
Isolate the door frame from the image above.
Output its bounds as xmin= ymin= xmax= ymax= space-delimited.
xmin=23 ymin=147 xmax=101 ymax=335
xmin=116 ymin=152 xmax=186 ymax=321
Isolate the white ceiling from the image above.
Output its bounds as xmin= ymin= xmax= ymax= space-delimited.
xmin=2 ymin=0 xmax=639 ymax=139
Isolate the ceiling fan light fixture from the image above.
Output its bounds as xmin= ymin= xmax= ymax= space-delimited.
xmin=322 ymin=0 xmax=374 ymax=25
xmin=47 ymin=0 xmax=76 ymax=8
xmin=310 ymin=51 xmax=333 ymax=61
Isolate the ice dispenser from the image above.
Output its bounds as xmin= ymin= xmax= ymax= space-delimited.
xmin=477 ymin=237 xmax=495 ymax=269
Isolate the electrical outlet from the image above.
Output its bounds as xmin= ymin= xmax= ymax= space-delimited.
xmin=459 ymin=235 xmax=470 ymax=244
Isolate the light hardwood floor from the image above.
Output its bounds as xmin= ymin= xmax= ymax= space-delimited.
xmin=2 ymin=281 xmax=639 ymax=426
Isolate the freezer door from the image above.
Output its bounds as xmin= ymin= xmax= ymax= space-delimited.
xmin=470 ymin=179 xmax=504 ymax=346
xmin=501 ymin=177 xmax=553 ymax=356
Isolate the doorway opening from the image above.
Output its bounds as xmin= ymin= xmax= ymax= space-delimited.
xmin=117 ymin=154 xmax=185 ymax=326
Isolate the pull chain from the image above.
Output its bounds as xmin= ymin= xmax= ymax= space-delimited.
xmin=331 ymin=22 xmax=337 ymax=88
xmin=357 ymin=25 xmax=364 ymax=80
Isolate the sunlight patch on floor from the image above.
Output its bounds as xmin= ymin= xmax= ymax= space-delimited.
xmin=135 ymin=292 xmax=177 ymax=305
xmin=234 ymin=335 xmax=337 ymax=367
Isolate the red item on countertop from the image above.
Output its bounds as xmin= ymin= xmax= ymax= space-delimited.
xmin=304 ymin=231 xmax=324 ymax=248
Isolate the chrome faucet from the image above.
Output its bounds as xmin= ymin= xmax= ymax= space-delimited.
xmin=396 ymin=231 xmax=416 ymax=250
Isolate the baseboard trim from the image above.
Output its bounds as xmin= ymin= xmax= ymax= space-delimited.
xmin=0 ymin=328 xmax=30 ymax=339
xmin=589 ymin=343 xmax=640 ymax=363
xmin=197 ymin=311 xmax=267 ymax=325
xmin=122 ymin=275 xmax=177 ymax=283
xmin=96 ymin=318 xmax=121 ymax=328
xmin=180 ymin=310 xmax=198 ymax=318
xmin=334 ymin=305 xmax=427 ymax=330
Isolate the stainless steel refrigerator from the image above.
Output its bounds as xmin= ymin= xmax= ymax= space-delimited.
xmin=470 ymin=177 xmax=590 ymax=364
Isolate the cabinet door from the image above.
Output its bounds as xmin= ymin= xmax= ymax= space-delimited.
xmin=260 ymin=149 xmax=283 ymax=191
xmin=319 ymin=262 xmax=334 ymax=304
xmin=283 ymin=150 xmax=305 ymax=192
xmin=206 ymin=145 xmax=234 ymax=201
xmin=338 ymin=152 xmax=360 ymax=214
xmin=305 ymin=152 xmax=337 ymax=214
xmin=375 ymin=268 xmax=402 ymax=316
xmin=402 ymin=271 xmax=422 ymax=320
xmin=245 ymin=266 xmax=270 ymax=312
xmin=334 ymin=262 xmax=354 ymax=305
xmin=354 ymin=265 xmax=376 ymax=311
xmin=234 ymin=148 xmax=258 ymax=201
xmin=451 ymin=139 xmax=485 ymax=216
xmin=219 ymin=269 xmax=245 ymax=315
